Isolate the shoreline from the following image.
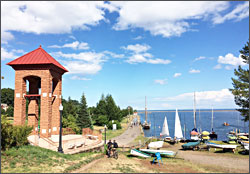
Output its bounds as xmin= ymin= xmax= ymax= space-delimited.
xmin=138 ymin=109 xmax=238 ymax=114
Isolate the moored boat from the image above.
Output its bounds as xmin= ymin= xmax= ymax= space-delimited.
xmin=174 ymin=108 xmax=183 ymax=141
xmin=160 ymin=116 xmax=172 ymax=141
xmin=142 ymin=96 xmax=151 ymax=129
xmin=209 ymin=107 xmax=218 ymax=140
xmin=223 ymin=122 xmax=230 ymax=126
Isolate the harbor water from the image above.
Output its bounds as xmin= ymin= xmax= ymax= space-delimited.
xmin=139 ymin=110 xmax=249 ymax=141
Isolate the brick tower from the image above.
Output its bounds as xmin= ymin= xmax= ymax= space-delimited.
xmin=7 ymin=45 xmax=68 ymax=138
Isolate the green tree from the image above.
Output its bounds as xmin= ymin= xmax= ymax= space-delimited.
xmin=1 ymin=88 xmax=14 ymax=107
xmin=95 ymin=94 xmax=107 ymax=116
xmin=230 ymin=41 xmax=249 ymax=121
xmin=77 ymin=93 xmax=93 ymax=130
xmin=106 ymin=94 xmax=120 ymax=121
xmin=6 ymin=106 xmax=14 ymax=117
xmin=1 ymin=108 xmax=6 ymax=115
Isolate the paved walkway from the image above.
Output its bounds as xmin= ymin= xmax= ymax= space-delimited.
xmin=111 ymin=124 xmax=141 ymax=146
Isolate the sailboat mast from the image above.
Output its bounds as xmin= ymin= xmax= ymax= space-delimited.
xmin=199 ymin=108 xmax=201 ymax=132
xmin=184 ymin=114 xmax=186 ymax=139
xmin=193 ymin=92 xmax=196 ymax=128
xmin=211 ymin=107 xmax=214 ymax=132
xmin=145 ymin=96 xmax=147 ymax=123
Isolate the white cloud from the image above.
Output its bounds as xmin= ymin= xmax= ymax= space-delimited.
xmin=68 ymin=35 xmax=76 ymax=40
xmin=1 ymin=1 xmax=112 ymax=43
xmin=70 ymin=75 xmax=91 ymax=81
xmin=64 ymin=61 xmax=102 ymax=75
xmin=1 ymin=48 xmax=24 ymax=60
xmin=218 ymin=53 xmax=246 ymax=66
xmin=121 ymin=44 xmax=151 ymax=53
xmin=212 ymin=1 xmax=249 ymax=24
xmin=133 ymin=36 xmax=143 ymax=40
xmin=147 ymin=58 xmax=171 ymax=64
xmin=102 ymin=51 xmax=125 ymax=58
xmin=52 ymin=51 xmax=105 ymax=63
xmin=174 ymin=73 xmax=182 ymax=78
xmin=154 ymin=79 xmax=167 ymax=85
xmin=194 ymin=56 xmax=206 ymax=62
xmin=213 ymin=64 xmax=222 ymax=70
xmin=153 ymin=89 xmax=235 ymax=109
xmin=189 ymin=68 xmax=200 ymax=74
xmin=122 ymin=44 xmax=171 ymax=65
xmin=48 ymin=41 xmax=89 ymax=50
xmin=51 ymin=49 xmax=126 ymax=75
xmin=110 ymin=1 xmax=231 ymax=38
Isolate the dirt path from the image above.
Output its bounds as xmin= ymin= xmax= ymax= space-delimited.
xmin=111 ymin=124 xmax=141 ymax=146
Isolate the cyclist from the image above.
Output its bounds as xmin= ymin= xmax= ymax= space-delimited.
xmin=112 ymin=140 xmax=118 ymax=159
xmin=107 ymin=140 xmax=113 ymax=158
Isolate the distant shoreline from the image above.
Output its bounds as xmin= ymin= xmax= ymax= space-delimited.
xmin=137 ymin=109 xmax=238 ymax=114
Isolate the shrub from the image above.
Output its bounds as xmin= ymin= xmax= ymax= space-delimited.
xmin=1 ymin=115 xmax=33 ymax=150
xmin=107 ymin=120 xmax=121 ymax=130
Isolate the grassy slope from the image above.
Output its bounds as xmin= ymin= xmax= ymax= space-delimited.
xmin=1 ymin=145 xmax=102 ymax=173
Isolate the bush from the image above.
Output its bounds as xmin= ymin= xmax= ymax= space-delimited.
xmin=107 ymin=120 xmax=121 ymax=130
xmin=1 ymin=115 xmax=33 ymax=150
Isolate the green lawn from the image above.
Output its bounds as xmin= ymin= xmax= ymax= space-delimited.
xmin=1 ymin=145 xmax=102 ymax=173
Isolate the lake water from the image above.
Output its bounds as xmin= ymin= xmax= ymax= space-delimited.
xmin=138 ymin=110 xmax=249 ymax=141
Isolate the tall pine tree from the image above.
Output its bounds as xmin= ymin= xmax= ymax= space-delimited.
xmin=230 ymin=41 xmax=249 ymax=121
xmin=77 ymin=93 xmax=93 ymax=131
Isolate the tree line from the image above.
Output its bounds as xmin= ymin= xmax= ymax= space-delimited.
xmin=1 ymin=88 xmax=134 ymax=133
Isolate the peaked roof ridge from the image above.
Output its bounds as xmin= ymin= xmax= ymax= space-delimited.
xmin=6 ymin=46 xmax=68 ymax=72
xmin=40 ymin=47 xmax=54 ymax=63
xmin=6 ymin=47 xmax=41 ymax=65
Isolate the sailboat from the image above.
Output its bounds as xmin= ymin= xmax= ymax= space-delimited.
xmin=142 ymin=96 xmax=151 ymax=129
xmin=160 ymin=116 xmax=171 ymax=141
xmin=209 ymin=107 xmax=218 ymax=140
xmin=174 ymin=108 xmax=183 ymax=141
xmin=190 ymin=92 xmax=200 ymax=141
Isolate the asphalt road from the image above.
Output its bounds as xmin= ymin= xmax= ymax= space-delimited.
xmin=111 ymin=124 xmax=141 ymax=146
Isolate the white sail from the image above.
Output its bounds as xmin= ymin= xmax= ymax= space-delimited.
xmin=161 ymin=116 xmax=169 ymax=136
xmin=174 ymin=108 xmax=183 ymax=139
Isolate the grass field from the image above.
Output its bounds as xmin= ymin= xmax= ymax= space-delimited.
xmin=1 ymin=145 xmax=102 ymax=173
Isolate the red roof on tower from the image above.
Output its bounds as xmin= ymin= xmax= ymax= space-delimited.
xmin=6 ymin=45 xmax=68 ymax=72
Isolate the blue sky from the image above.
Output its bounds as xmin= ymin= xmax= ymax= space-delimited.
xmin=1 ymin=1 xmax=249 ymax=110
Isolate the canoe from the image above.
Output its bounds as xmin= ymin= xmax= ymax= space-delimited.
xmin=148 ymin=141 xmax=164 ymax=149
xmin=130 ymin=149 xmax=151 ymax=158
xmin=206 ymin=142 xmax=238 ymax=149
xmin=140 ymin=149 xmax=176 ymax=157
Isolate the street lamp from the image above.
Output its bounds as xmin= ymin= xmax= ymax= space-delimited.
xmin=104 ymin=125 xmax=107 ymax=144
xmin=58 ymin=103 xmax=64 ymax=153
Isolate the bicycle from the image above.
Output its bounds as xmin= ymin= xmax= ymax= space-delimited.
xmin=111 ymin=148 xmax=118 ymax=159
